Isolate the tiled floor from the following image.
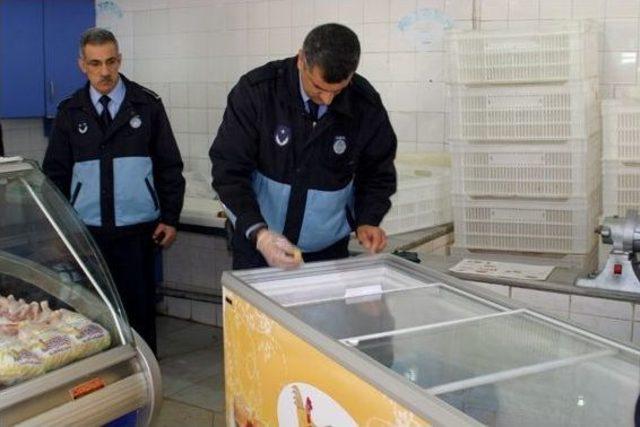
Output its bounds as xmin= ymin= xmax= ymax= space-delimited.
xmin=152 ymin=315 xmax=225 ymax=427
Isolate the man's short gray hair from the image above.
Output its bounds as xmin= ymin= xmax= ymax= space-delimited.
xmin=79 ymin=27 xmax=119 ymax=58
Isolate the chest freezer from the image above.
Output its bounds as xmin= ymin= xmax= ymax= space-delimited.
xmin=222 ymin=254 xmax=640 ymax=426
xmin=0 ymin=159 xmax=161 ymax=426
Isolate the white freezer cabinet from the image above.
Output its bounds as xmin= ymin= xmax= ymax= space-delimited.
xmin=222 ymin=255 xmax=640 ymax=426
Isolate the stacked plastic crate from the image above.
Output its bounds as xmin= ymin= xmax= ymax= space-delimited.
xmin=602 ymin=98 xmax=640 ymax=217
xmin=381 ymin=164 xmax=452 ymax=236
xmin=445 ymin=22 xmax=602 ymax=261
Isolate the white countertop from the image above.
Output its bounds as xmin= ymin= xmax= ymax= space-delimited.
xmin=179 ymin=197 xmax=225 ymax=228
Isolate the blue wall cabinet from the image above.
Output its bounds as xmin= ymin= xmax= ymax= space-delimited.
xmin=0 ymin=0 xmax=95 ymax=118
xmin=43 ymin=0 xmax=95 ymax=117
xmin=0 ymin=1 xmax=45 ymax=118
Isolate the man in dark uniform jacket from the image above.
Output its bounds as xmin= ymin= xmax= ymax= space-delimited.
xmin=210 ymin=23 xmax=397 ymax=270
xmin=43 ymin=28 xmax=185 ymax=353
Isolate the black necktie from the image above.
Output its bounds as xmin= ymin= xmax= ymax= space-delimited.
xmin=99 ymin=95 xmax=112 ymax=130
xmin=307 ymin=99 xmax=319 ymax=121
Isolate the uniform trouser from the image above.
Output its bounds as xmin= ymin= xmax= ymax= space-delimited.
xmin=91 ymin=229 xmax=157 ymax=354
xmin=231 ymin=230 xmax=350 ymax=270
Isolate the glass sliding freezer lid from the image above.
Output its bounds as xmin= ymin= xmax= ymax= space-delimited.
xmin=252 ymin=266 xmax=429 ymax=306
xmin=226 ymin=256 xmax=640 ymax=426
xmin=351 ymin=311 xmax=611 ymax=391
xmin=227 ymin=256 xmax=640 ymax=426
xmin=439 ymin=354 xmax=640 ymax=427
xmin=286 ymin=284 xmax=501 ymax=340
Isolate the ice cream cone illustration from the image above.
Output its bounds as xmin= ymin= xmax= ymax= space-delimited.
xmin=293 ymin=385 xmax=317 ymax=427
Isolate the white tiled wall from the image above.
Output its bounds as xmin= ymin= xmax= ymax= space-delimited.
xmin=465 ymin=280 xmax=640 ymax=345
xmin=159 ymin=231 xmax=230 ymax=326
xmin=511 ymin=287 xmax=571 ymax=312
xmin=160 ymin=293 xmax=225 ymax=326
xmin=96 ymin=0 xmax=470 ymax=166
xmin=162 ymin=232 xmax=232 ymax=297
xmin=92 ymin=0 xmax=640 ymax=171
xmin=4 ymin=1 xmax=639 ymax=170
xmin=94 ymin=0 xmax=640 ymax=328
xmin=157 ymin=296 xmax=223 ymax=326
xmin=0 ymin=119 xmax=48 ymax=164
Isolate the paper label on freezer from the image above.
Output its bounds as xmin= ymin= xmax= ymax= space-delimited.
xmin=344 ymin=284 xmax=383 ymax=301
xmin=450 ymin=259 xmax=555 ymax=281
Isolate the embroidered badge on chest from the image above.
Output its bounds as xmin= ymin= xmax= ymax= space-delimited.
xmin=333 ymin=135 xmax=347 ymax=155
xmin=129 ymin=115 xmax=142 ymax=129
xmin=274 ymin=125 xmax=291 ymax=147
xmin=77 ymin=122 xmax=88 ymax=134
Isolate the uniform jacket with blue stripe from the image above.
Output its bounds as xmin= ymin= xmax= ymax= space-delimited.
xmin=210 ymin=56 xmax=397 ymax=253
xmin=43 ymin=75 xmax=185 ymax=232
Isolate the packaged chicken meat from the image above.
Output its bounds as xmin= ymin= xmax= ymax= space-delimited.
xmin=18 ymin=323 xmax=77 ymax=371
xmin=0 ymin=294 xmax=112 ymax=381
xmin=0 ymin=334 xmax=44 ymax=386
xmin=55 ymin=309 xmax=111 ymax=359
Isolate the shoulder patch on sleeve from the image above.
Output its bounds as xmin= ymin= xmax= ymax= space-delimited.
xmin=351 ymin=74 xmax=382 ymax=106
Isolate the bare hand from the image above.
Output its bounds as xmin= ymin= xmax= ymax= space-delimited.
xmin=153 ymin=223 xmax=177 ymax=248
xmin=356 ymin=225 xmax=387 ymax=254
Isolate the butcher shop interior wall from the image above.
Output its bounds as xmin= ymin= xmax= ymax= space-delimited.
xmin=2 ymin=0 xmax=639 ymax=173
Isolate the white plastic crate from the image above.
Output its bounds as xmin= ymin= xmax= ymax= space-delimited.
xmin=453 ymin=188 xmax=601 ymax=254
xmin=448 ymin=80 xmax=599 ymax=141
xmin=602 ymin=99 xmax=640 ymax=162
xmin=451 ymin=133 xmax=602 ymax=199
xmin=446 ymin=22 xmax=600 ymax=85
xmin=381 ymin=166 xmax=452 ymax=235
xmin=602 ymin=160 xmax=640 ymax=217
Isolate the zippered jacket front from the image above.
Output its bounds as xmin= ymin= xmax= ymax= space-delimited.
xmin=44 ymin=74 xmax=185 ymax=232
xmin=210 ymin=56 xmax=397 ymax=253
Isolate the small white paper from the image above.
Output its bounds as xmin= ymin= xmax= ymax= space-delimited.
xmin=344 ymin=284 xmax=383 ymax=300
xmin=0 ymin=156 xmax=23 ymax=164
xmin=450 ymin=259 xmax=554 ymax=281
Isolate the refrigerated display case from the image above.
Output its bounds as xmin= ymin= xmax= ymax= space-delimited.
xmin=222 ymin=254 xmax=640 ymax=426
xmin=0 ymin=159 xmax=161 ymax=426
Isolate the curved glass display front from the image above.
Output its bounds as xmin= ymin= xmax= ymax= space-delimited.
xmin=0 ymin=159 xmax=132 ymax=388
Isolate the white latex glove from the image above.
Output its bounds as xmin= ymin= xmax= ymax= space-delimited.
xmin=256 ymin=229 xmax=303 ymax=269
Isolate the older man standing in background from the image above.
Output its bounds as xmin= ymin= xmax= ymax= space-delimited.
xmin=43 ymin=28 xmax=185 ymax=353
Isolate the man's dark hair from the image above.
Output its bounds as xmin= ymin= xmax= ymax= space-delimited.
xmin=79 ymin=27 xmax=119 ymax=57
xmin=302 ymin=23 xmax=360 ymax=83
